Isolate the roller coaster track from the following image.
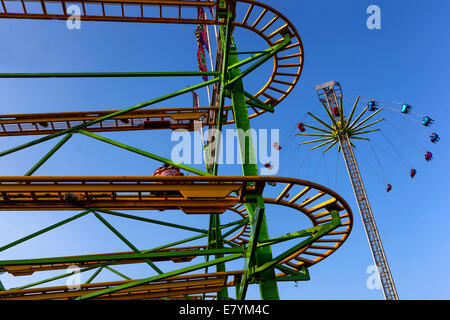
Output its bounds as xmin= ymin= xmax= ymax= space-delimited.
xmin=0 ymin=107 xmax=220 ymax=136
xmin=0 ymin=0 xmax=354 ymax=301
xmin=0 ymin=176 xmax=352 ymax=300
xmin=0 ymin=0 xmax=303 ymax=130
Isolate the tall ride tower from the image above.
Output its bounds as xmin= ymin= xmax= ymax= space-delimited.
xmin=299 ymin=81 xmax=399 ymax=300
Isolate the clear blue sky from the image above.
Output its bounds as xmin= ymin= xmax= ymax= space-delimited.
xmin=0 ymin=0 xmax=449 ymax=299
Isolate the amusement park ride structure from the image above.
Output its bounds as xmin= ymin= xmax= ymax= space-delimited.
xmin=0 ymin=0 xmax=356 ymax=300
xmin=298 ymin=81 xmax=398 ymax=300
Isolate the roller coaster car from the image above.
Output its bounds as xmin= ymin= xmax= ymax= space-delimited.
xmin=143 ymin=119 xmax=171 ymax=129
xmin=401 ymin=104 xmax=412 ymax=114
xmin=425 ymin=151 xmax=433 ymax=161
xmin=422 ymin=116 xmax=433 ymax=127
xmin=430 ymin=133 xmax=440 ymax=143
xmin=151 ymin=164 xmax=186 ymax=197
xmin=297 ymin=122 xmax=306 ymax=132
xmin=410 ymin=168 xmax=417 ymax=178
xmin=367 ymin=100 xmax=379 ymax=111
xmin=152 ymin=164 xmax=184 ymax=177
xmin=331 ymin=107 xmax=340 ymax=117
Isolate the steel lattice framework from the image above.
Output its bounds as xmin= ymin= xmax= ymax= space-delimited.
xmin=0 ymin=0 xmax=353 ymax=300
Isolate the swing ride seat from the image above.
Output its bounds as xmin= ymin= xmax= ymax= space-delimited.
xmin=400 ymin=104 xmax=412 ymax=114
xmin=430 ymin=133 xmax=439 ymax=143
xmin=422 ymin=116 xmax=433 ymax=127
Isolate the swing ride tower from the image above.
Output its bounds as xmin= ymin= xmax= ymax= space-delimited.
xmin=0 ymin=1 xmax=354 ymax=300
xmin=299 ymin=81 xmax=398 ymax=300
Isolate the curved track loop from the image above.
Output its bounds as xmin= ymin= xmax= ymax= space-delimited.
xmin=0 ymin=176 xmax=352 ymax=299
xmin=0 ymin=0 xmax=303 ymax=125
xmin=227 ymin=0 xmax=303 ymax=121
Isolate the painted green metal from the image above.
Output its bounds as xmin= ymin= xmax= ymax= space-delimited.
xmin=78 ymin=129 xmax=212 ymax=177
xmin=0 ymin=4 xmax=318 ymax=301
xmin=10 ymin=263 xmax=106 ymax=291
xmin=227 ymin=34 xmax=291 ymax=87
xmin=86 ymin=266 xmax=104 ymax=284
xmin=95 ymin=208 xmax=208 ymax=234
xmin=255 ymin=210 xmax=341 ymax=273
xmin=3 ymin=231 xmax=211 ymax=291
xmin=104 ymin=266 xmax=131 ymax=280
xmin=0 ymin=210 xmax=91 ymax=253
xmin=0 ymin=248 xmax=244 ymax=267
xmin=93 ymin=212 xmax=163 ymax=274
xmin=0 ymin=77 xmax=219 ymax=158
xmin=244 ymin=91 xmax=274 ymax=113
xmin=25 ymin=133 xmax=72 ymax=176
xmin=206 ymin=12 xmax=234 ymax=300
xmin=0 ymin=71 xmax=220 ymax=78
xmin=299 ymin=96 xmax=385 ymax=152
xmin=236 ymin=194 xmax=264 ymax=300
xmin=226 ymin=33 xmax=279 ymax=300
xmin=75 ymin=253 xmax=243 ymax=300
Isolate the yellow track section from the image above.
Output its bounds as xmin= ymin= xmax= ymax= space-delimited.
xmin=0 ymin=0 xmax=303 ymax=136
xmin=0 ymin=176 xmax=352 ymax=300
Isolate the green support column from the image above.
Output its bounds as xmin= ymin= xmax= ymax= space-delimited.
xmin=205 ymin=11 xmax=234 ymax=300
xmin=227 ymin=35 xmax=279 ymax=300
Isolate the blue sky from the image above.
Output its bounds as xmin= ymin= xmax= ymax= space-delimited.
xmin=0 ymin=0 xmax=449 ymax=299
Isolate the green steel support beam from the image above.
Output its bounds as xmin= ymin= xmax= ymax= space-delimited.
xmin=275 ymin=265 xmax=310 ymax=282
xmin=86 ymin=266 xmax=104 ymax=284
xmin=95 ymin=208 xmax=208 ymax=234
xmin=6 ymin=232 xmax=210 ymax=291
xmin=0 ymin=77 xmax=219 ymax=158
xmin=212 ymin=10 xmax=233 ymax=176
xmin=25 ymin=133 xmax=73 ymax=176
xmin=0 ymin=71 xmax=220 ymax=78
xmin=219 ymin=220 xmax=248 ymax=242
xmin=10 ymin=262 xmax=109 ymax=291
xmin=78 ymin=130 xmax=212 ymax=177
xmin=255 ymin=210 xmax=341 ymax=274
xmin=227 ymin=34 xmax=279 ymax=300
xmin=104 ymin=266 xmax=131 ymax=280
xmin=0 ymin=248 xmax=244 ymax=267
xmin=236 ymin=194 xmax=264 ymax=300
xmin=244 ymin=91 xmax=274 ymax=113
xmin=257 ymin=228 xmax=317 ymax=247
xmin=93 ymin=212 xmax=163 ymax=275
xmin=74 ymin=253 xmax=243 ymax=300
xmin=0 ymin=210 xmax=91 ymax=253
xmin=207 ymin=11 xmax=233 ymax=300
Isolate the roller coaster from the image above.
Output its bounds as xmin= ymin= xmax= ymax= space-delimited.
xmin=0 ymin=0 xmax=354 ymax=300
